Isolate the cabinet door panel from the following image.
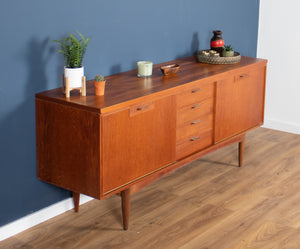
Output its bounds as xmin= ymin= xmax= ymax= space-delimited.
xmin=101 ymin=96 xmax=176 ymax=194
xmin=215 ymin=66 xmax=266 ymax=142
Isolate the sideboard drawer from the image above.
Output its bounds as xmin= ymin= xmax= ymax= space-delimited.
xmin=176 ymin=81 xmax=215 ymax=160
xmin=176 ymin=114 xmax=213 ymax=142
xmin=177 ymin=98 xmax=213 ymax=127
xmin=176 ymin=129 xmax=213 ymax=160
xmin=177 ymin=81 xmax=214 ymax=108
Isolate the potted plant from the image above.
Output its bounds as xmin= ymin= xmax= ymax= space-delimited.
xmin=222 ymin=45 xmax=234 ymax=57
xmin=53 ymin=32 xmax=91 ymax=88
xmin=94 ymin=75 xmax=106 ymax=96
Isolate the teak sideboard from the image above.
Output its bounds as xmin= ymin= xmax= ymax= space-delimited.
xmin=36 ymin=56 xmax=267 ymax=230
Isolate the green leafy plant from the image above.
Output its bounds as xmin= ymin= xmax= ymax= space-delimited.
xmin=53 ymin=32 xmax=91 ymax=68
xmin=95 ymin=75 xmax=105 ymax=82
xmin=224 ymin=45 xmax=233 ymax=51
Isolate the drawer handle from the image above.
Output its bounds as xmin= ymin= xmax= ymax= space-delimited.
xmin=191 ymin=120 xmax=200 ymax=125
xmin=191 ymin=88 xmax=201 ymax=93
xmin=240 ymin=74 xmax=248 ymax=78
xmin=190 ymin=136 xmax=200 ymax=141
xmin=136 ymin=105 xmax=148 ymax=111
xmin=191 ymin=104 xmax=201 ymax=109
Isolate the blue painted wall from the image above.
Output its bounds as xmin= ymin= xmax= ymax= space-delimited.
xmin=0 ymin=0 xmax=260 ymax=226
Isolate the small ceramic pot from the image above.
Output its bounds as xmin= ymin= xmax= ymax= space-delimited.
xmin=64 ymin=67 xmax=84 ymax=88
xmin=94 ymin=80 xmax=106 ymax=96
xmin=222 ymin=50 xmax=234 ymax=57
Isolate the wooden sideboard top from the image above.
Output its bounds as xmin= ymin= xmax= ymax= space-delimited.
xmin=36 ymin=56 xmax=267 ymax=113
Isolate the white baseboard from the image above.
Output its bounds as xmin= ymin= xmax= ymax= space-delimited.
xmin=263 ymin=118 xmax=300 ymax=135
xmin=0 ymin=195 xmax=93 ymax=242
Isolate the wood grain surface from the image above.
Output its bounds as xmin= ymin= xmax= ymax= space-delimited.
xmin=101 ymin=96 xmax=176 ymax=194
xmin=35 ymin=56 xmax=266 ymax=114
xmin=3 ymin=128 xmax=300 ymax=249
xmin=36 ymin=99 xmax=101 ymax=198
xmin=36 ymin=55 xmax=266 ymax=203
xmin=214 ymin=66 xmax=266 ymax=142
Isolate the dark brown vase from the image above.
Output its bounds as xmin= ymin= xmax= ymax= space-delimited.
xmin=210 ymin=30 xmax=225 ymax=55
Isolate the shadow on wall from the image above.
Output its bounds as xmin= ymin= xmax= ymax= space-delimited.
xmin=191 ymin=32 xmax=200 ymax=55
xmin=25 ymin=37 xmax=54 ymax=94
xmin=0 ymin=37 xmax=69 ymax=225
xmin=108 ymin=32 xmax=201 ymax=76
xmin=176 ymin=32 xmax=200 ymax=60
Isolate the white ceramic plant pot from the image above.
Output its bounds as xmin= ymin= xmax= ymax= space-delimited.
xmin=64 ymin=67 xmax=84 ymax=88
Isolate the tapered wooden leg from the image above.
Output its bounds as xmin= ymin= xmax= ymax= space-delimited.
xmin=121 ymin=189 xmax=130 ymax=230
xmin=72 ymin=192 xmax=80 ymax=212
xmin=239 ymin=135 xmax=246 ymax=167
xmin=65 ymin=77 xmax=70 ymax=98
xmin=82 ymin=76 xmax=86 ymax=96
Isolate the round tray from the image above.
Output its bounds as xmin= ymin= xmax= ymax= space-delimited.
xmin=197 ymin=50 xmax=241 ymax=65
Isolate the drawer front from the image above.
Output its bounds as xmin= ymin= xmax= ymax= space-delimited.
xmin=176 ymin=80 xmax=215 ymax=159
xmin=177 ymin=114 xmax=213 ymax=142
xmin=177 ymin=81 xmax=214 ymax=108
xmin=177 ymin=98 xmax=213 ymax=127
xmin=176 ymin=130 xmax=213 ymax=160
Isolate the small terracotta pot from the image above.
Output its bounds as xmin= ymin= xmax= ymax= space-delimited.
xmin=94 ymin=80 xmax=106 ymax=96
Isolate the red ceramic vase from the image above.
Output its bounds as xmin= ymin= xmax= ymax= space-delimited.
xmin=210 ymin=30 xmax=224 ymax=55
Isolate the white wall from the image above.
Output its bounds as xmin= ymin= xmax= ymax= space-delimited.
xmin=257 ymin=0 xmax=300 ymax=134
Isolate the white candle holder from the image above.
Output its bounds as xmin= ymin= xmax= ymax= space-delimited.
xmin=137 ymin=61 xmax=153 ymax=77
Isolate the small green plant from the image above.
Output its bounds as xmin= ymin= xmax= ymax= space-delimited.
xmin=224 ymin=45 xmax=233 ymax=51
xmin=53 ymin=31 xmax=91 ymax=68
xmin=95 ymin=75 xmax=105 ymax=82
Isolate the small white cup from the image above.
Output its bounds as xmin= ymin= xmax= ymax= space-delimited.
xmin=137 ymin=61 xmax=153 ymax=77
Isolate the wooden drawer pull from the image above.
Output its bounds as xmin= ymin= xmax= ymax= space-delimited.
xmin=190 ymin=136 xmax=200 ymax=141
xmin=191 ymin=104 xmax=201 ymax=109
xmin=239 ymin=74 xmax=248 ymax=78
xmin=136 ymin=105 xmax=149 ymax=111
xmin=191 ymin=120 xmax=200 ymax=125
xmin=191 ymin=88 xmax=201 ymax=93
xmin=130 ymin=102 xmax=154 ymax=116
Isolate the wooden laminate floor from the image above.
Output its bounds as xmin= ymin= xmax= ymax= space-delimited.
xmin=2 ymin=128 xmax=300 ymax=249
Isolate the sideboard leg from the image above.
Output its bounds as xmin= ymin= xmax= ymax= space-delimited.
xmin=65 ymin=77 xmax=70 ymax=98
xmin=121 ymin=189 xmax=130 ymax=230
xmin=239 ymin=135 xmax=246 ymax=167
xmin=72 ymin=192 xmax=80 ymax=212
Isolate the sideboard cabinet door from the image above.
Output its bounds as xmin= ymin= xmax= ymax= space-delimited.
xmin=101 ymin=96 xmax=176 ymax=194
xmin=215 ymin=66 xmax=266 ymax=142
